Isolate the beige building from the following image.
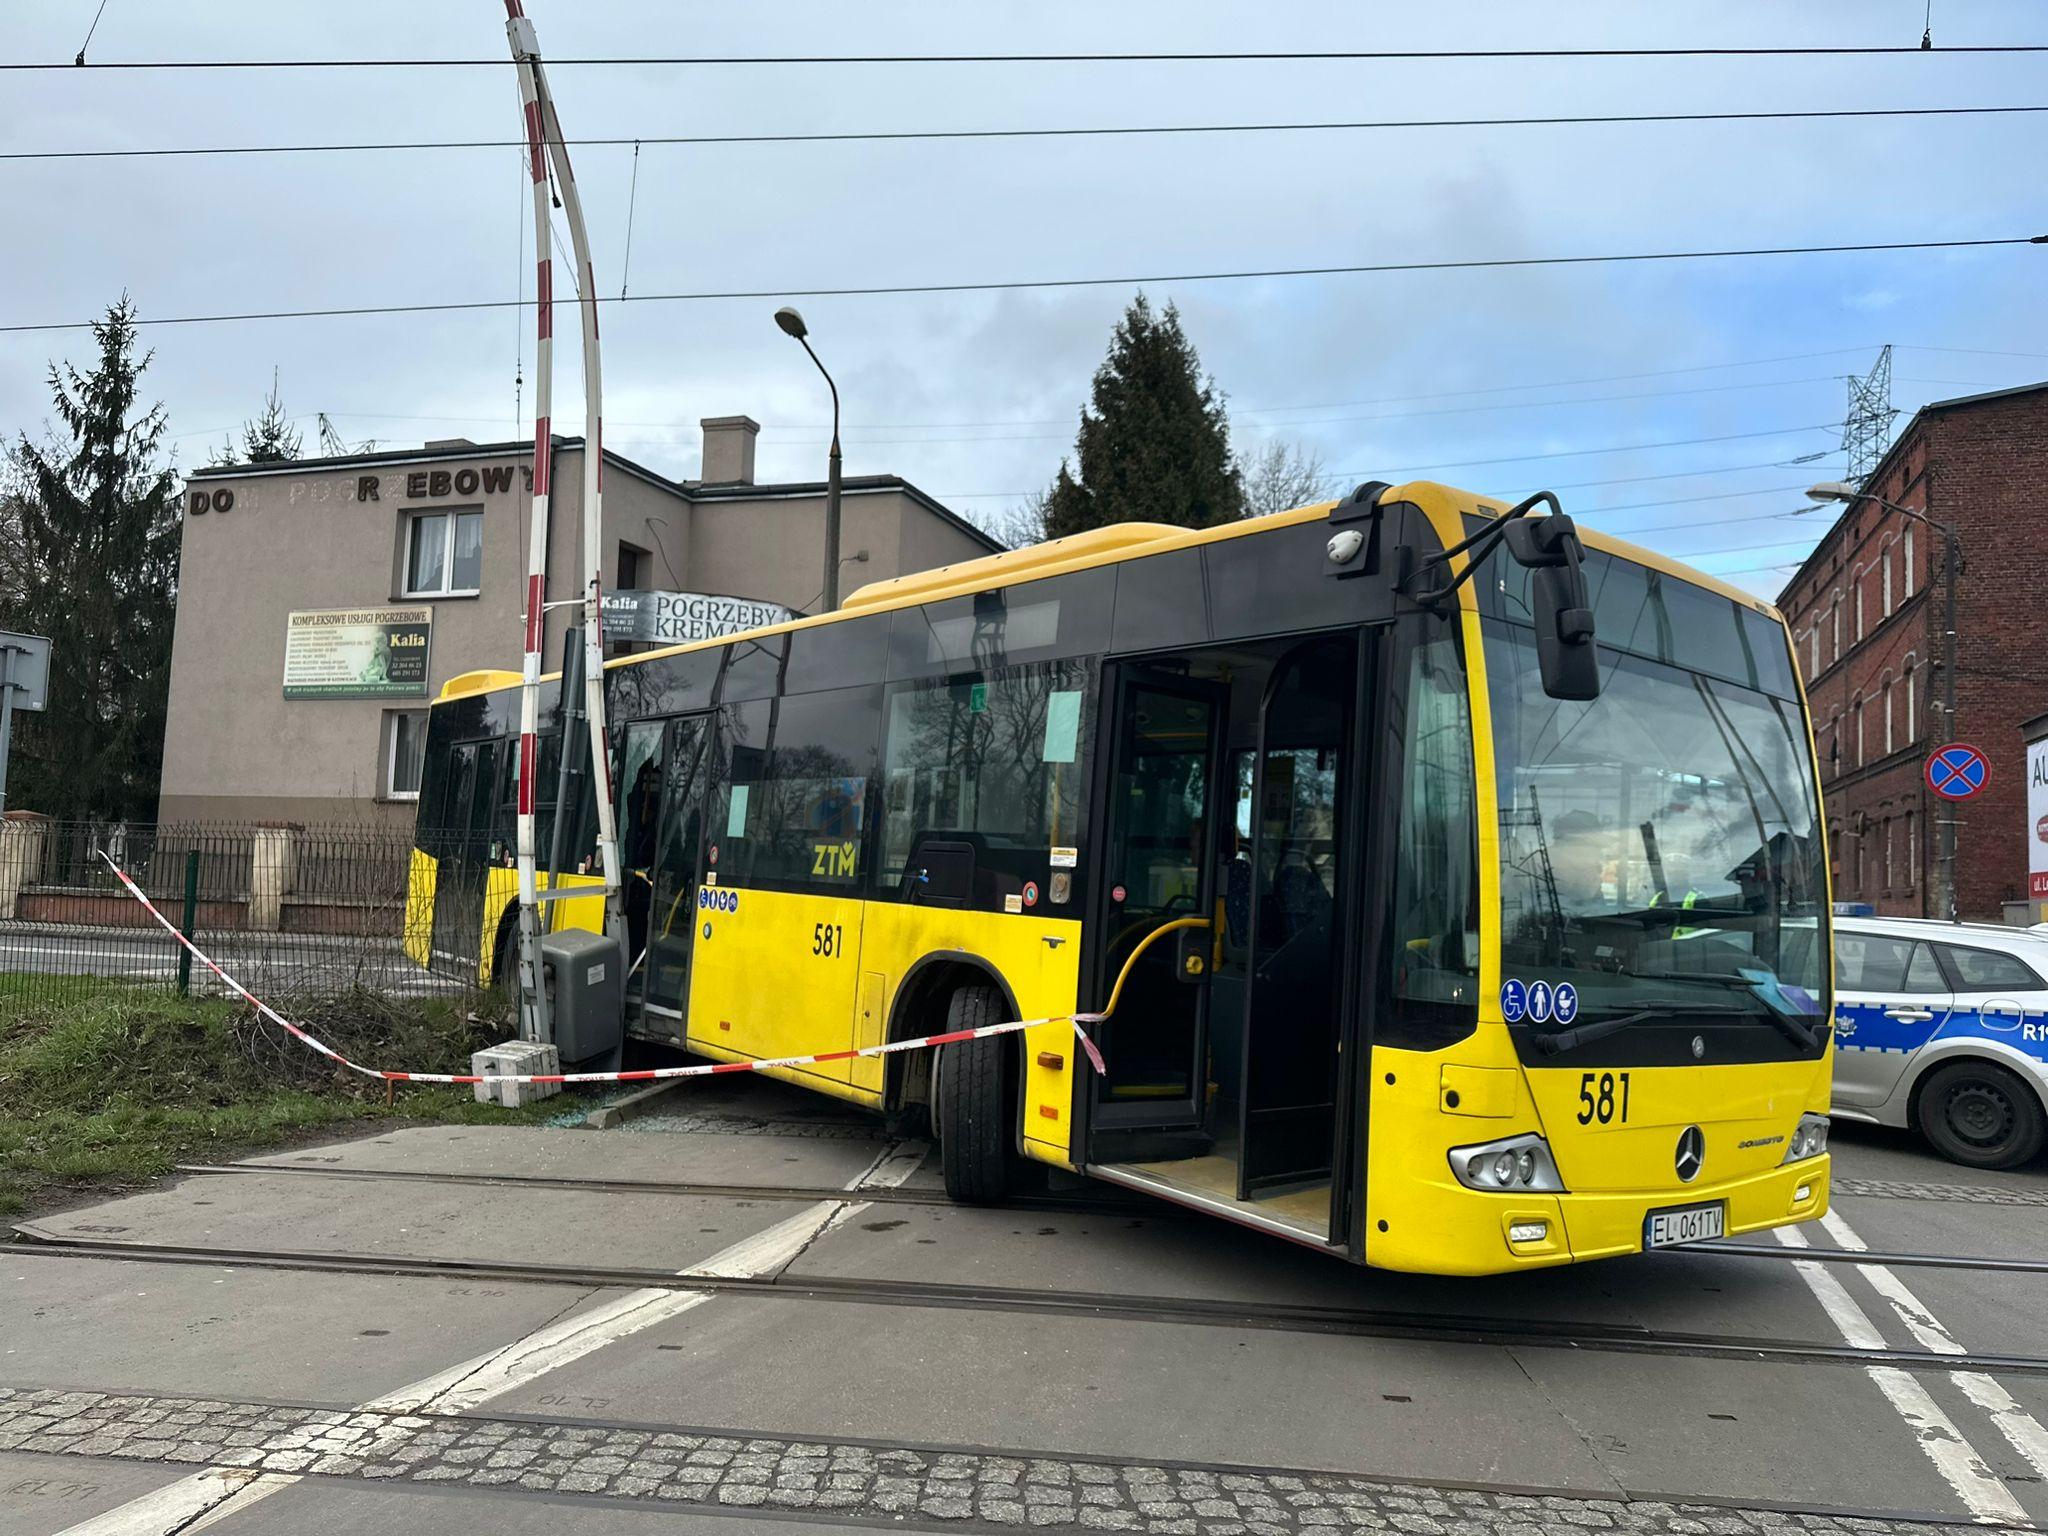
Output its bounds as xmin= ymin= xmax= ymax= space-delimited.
xmin=160 ymin=416 xmax=997 ymax=825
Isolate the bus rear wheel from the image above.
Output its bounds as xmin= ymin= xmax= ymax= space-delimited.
xmin=936 ymin=984 xmax=1015 ymax=1203
xmin=1918 ymin=1060 xmax=2046 ymax=1170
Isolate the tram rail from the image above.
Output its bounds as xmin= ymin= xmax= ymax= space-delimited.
xmin=164 ymin=1162 xmax=2048 ymax=1276
xmin=14 ymin=1224 xmax=2048 ymax=1379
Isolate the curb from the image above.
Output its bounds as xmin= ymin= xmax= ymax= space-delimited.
xmin=584 ymin=1076 xmax=689 ymax=1129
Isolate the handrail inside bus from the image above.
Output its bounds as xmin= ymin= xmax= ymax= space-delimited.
xmin=1099 ymin=916 xmax=1211 ymax=1020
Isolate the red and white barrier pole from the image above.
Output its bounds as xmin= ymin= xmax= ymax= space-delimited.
xmin=505 ymin=5 xmax=555 ymax=1044
xmin=505 ymin=2 xmax=625 ymax=960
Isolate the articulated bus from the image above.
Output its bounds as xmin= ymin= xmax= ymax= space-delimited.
xmin=403 ymin=480 xmax=1833 ymax=1274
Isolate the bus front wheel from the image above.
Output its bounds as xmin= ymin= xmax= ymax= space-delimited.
xmin=937 ymin=985 xmax=1015 ymax=1203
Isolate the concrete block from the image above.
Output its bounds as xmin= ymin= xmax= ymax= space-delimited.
xmin=472 ymin=1041 xmax=562 ymax=1108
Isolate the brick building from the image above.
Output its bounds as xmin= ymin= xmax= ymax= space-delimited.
xmin=1778 ymin=380 xmax=2048 ymax=922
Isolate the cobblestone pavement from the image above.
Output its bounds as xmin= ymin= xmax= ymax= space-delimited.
xmin=0 ymin=1387 xmax=1996 ymax=1535
xmin=1832 ymin=1176 xmax=2048 ymax=1207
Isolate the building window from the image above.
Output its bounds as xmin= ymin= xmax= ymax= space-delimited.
xmin=404 ymin=509 xmax=484 ymax=597
xmin=617 ymin=540 xmax=648 ymax=591
xmin=1831 ymin=595 xmax=1842 ymax=661
xmin=1853 ymin=576 xmax=1865 ymax=642
xmin=1854 ymin=700 xmax=1864 ymax=767
xmin=1808 ymin=622 xmax=1820 ymax=676
xmin=1884 ymin=816 xmax=1895 ymax=889
xmin=1904 ymin=661 xmax=1917 ymax=742
xmin=1882 ymin=548 xmax=1893 ymax=617
xmin=1907 ymin=809 xmax=1918 ymax=887
xmin=387 ymin=710 xmax=428 ymax=799
xmin=1904 ymin=525 xmax=1916 ymax=597
xmin=1884 ymin=677 xmax=1895 ymax=756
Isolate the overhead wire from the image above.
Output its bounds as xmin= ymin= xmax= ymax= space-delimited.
xmin=10 ymin=43 xmax=2048 ymax=69
xmin=6 ymin=234 xmax=2040 ymax=335
xmin=73 ymin=0 xmax=111 ymax=67
xmin=8 ymin=103 xmax=2046 ymax=162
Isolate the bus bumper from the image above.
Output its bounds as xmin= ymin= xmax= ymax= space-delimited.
xmin=1369 ymin=1155 xmax=1829 ymax=1274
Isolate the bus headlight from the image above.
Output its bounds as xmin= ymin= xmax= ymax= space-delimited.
xmin=1780 ymin=1114 xmax=1829 ymax=1164
xmin=1450 ymin=1133 xmax=1565 ymax=1193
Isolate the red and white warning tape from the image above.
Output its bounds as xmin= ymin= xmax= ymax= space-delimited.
xmin=100 ymin=854 xmax=1107 ymax=1087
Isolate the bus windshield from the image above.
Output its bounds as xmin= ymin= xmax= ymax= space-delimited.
xmin=1484 ymin=614 xmax=1828 ymax=1032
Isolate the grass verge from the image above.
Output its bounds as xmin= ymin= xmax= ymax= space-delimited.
xmin=0 ymin=977 xmax=586 ymax=1218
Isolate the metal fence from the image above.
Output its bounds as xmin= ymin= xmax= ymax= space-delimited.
xmin=0 ymin=817 xmax=467 ymax=1009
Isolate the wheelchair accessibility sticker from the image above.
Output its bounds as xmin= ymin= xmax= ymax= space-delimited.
xmin=1501 ymin=978 xmax=1577 ymax=1025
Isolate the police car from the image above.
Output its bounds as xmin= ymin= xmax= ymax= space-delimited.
xmin=1827 ymin=915 xmax=2048 ymax=1169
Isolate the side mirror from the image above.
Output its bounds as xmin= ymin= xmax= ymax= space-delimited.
xmin=1502 ymin=513 xmax=1599 ymax=701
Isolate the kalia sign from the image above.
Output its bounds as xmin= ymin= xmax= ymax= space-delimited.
xmin=602 ymin=591 xmax=795 ymax=646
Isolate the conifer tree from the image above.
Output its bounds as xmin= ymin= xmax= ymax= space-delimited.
xmin=211 ymin=368 xmax=302 ymax=466
xmin=9 ymin=297 xmax=182 ymax=821
xmin=1041 ymin=294 xmax=1242 ymax=539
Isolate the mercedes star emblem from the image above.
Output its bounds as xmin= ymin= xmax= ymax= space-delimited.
xmin=1691 ymin=1035 xmax=1706 ymax=1059
xmin=1675 ymin=1125 xmax=1706 ymax=1183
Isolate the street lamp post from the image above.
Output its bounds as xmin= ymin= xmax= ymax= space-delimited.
xmin=1805 ymin=480 xmax=1961 ymax=921
xmin=774 ymin=307 xmax=843 ymax=611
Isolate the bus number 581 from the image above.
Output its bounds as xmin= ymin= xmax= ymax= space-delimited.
xmin=1576 ymin=1071 xmax=1630 ymax=1125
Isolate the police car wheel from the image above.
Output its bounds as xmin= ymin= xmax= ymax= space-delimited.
xmin=1918 ymin=1061 xmax=2046 ymax=1170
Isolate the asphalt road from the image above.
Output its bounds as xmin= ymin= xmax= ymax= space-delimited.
xmin=5 ymin=1075 xmax=2048 ymax=1536
xmin=0 ymin=922 xmax=457 ymax=998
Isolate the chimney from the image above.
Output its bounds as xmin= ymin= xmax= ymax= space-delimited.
xmin=424 ymin=437 xmax=478 ymax=451
xmin=700 ymin=415 xmax=760 ymax=485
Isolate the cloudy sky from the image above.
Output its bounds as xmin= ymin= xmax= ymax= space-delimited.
xmin=3 ymin=1 xmax=2043 ymax=596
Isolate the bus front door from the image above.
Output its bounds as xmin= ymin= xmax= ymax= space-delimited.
xmin=640 ymin=714 xmax=716 ymax=1034
xmin=1088 ymin=669 xmax=1229 ymax=1160
xmin=1236 ymin=633 xmax=1356 ymax=1203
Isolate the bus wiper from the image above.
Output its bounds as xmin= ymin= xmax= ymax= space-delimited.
xmin=1629 ymin=970 xmax=1822 ymax=1051
xmin=1533 ymin=1001 xmax=1748 ymax=1055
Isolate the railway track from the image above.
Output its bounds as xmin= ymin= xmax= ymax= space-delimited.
xmin=14 ymin=1222 xmax=2048 ymax=1379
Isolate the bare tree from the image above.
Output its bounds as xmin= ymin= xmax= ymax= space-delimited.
xmin=976 ymin=490 xmax=1051 ymax=551
xmin=0 ymin=451 xmax=31 ymax=624
xmin=1238 ymin=439 xmax=1330 ymax=518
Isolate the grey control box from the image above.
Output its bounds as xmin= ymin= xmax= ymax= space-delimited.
xmin=542 ymin=928 xmax=625 ymax=1064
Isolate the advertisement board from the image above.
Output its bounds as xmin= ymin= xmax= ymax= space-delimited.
xmin=2029 ymin=735 xmax=2048 ymax=901
xmin=281 ymin=607 xmax=433 ymax=699
xmin=601 ymin=590 xmax=794 ymax=646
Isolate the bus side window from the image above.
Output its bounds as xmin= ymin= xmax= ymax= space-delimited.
xmin=616 ymin=720 xmax=667 ymax=871
xmin=707 ymin=688 xmax=880 ymax=890
xmin=877 ymin=659 xmax=1093 ymax=909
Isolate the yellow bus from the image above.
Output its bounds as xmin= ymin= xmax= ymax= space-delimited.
xmin=403 ymin=480 xmax=1833 ymax=1274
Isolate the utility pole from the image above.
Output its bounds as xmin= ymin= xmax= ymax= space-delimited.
xmin=774 ymin=307 xmax=843 ymax=611
xmin=1937 ymin=473 xmax=1960 ymax=922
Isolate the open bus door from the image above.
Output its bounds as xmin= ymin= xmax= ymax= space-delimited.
xmin=1086 ymin=667 xmax=1229 ymax=1162
xmin=1082 ymin=635 xmax=1362 ymax=1248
